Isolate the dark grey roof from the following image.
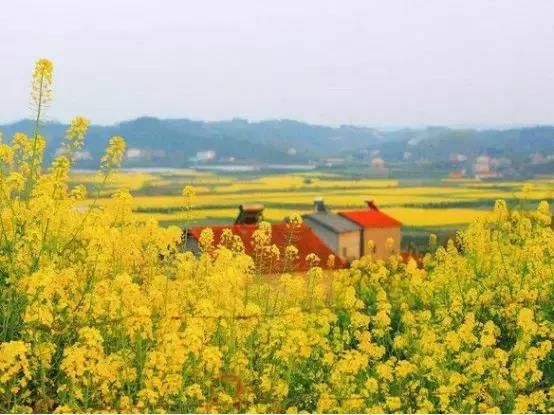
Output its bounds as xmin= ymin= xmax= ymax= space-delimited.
xmin=303 ymin=212 xmax=361 ymax=233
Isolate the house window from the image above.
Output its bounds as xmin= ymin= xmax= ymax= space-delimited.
xmin=342 ymin=247 xmax=347 ymax=257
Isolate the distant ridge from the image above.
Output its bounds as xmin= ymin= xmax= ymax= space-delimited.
xmin=0 ymin=117 xmax=552 ymax=175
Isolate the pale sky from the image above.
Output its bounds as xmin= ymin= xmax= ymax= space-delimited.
xmin=1 ymin=0 xmax=554 ymax=127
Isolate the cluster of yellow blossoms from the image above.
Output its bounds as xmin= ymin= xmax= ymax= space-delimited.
xmin=0 ymin=59 xmax=552 ymax=413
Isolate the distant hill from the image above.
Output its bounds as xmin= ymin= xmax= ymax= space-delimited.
xmin=373 ymin=126 xmax=554 ymax=160
xmin=0 ymin=117 xmax=552 ymax=174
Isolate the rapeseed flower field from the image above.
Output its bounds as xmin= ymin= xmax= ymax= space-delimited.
xmin=0 ymin=59 xmax=552 ymax=413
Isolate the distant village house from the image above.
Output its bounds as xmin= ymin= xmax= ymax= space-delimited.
xmin=190 ymin=150 xmax=216 ymax=163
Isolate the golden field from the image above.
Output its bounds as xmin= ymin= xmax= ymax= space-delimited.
xmin=72 ymin=170 xmax=553 ymax=227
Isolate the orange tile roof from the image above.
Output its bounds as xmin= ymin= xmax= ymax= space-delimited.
xmin=187 ymin=223 xmax=344 ymax=272
xmin=339 ymin=209 xmax=402 ymax=228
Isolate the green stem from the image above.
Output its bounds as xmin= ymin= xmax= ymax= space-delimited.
xmin=24 ymin=73 xmax=45 ymax=202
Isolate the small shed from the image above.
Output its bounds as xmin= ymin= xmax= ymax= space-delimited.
xmin=235 ymin=203 xmax=265 ymax=224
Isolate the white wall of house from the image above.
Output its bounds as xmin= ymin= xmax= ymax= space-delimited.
xmin=362 ymin=227 xmax=401 ymax=259
xmin=337 ymin=230 xmax=362 ymax=262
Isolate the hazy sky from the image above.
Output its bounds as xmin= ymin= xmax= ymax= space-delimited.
xmin=1 ymin=0 xmax=554 ymax=127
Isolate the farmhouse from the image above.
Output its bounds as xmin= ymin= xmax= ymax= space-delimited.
xmin=304 ymin=198 xmax=402 ymax=262
xmin=183 ymin=200 xmax=403 ymax=270
xmin=303 ymin=198 xmax=362 ymax=263
xmin=339 ymin=200 xmax=402 ymax=259
xmin=183 ymin=203 xmax=343 ymax=272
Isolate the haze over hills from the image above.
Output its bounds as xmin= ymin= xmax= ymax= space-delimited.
xmin=1 ymin=117 xmax=553 ymax=176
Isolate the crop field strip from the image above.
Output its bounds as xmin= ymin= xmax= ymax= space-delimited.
xmin=72 ymin=171 xmax=553 ymax=227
